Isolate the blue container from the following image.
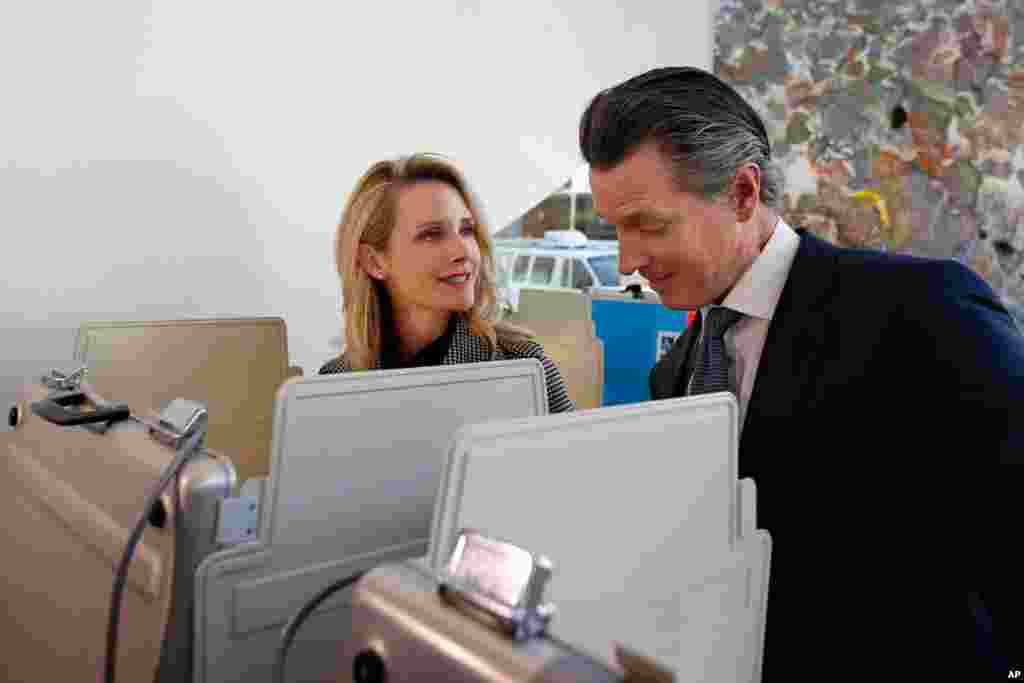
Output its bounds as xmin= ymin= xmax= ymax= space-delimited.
xmin=591 ymin=298 xmax=690 ymax=406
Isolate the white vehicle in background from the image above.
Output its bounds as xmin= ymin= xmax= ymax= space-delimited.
xmin=494 ymin=230 xmax=654 ymax=297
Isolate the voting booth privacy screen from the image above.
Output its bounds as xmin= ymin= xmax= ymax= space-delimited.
xmin=430 ymin=393 xmax=771 ymax=683
xmin=194 ymin=360 xmax=548 ymax=683
xmin=72 ymin=317 xmax=295 ymax=483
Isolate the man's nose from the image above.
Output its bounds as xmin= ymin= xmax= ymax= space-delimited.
xmin=618 ymin=244 xmax=649 ymax=276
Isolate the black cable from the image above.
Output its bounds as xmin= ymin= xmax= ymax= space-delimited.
xmin=103 ymin=428 xmax=204 ymax=683
xmin=273 ymin=569 xmax=367 ymax=683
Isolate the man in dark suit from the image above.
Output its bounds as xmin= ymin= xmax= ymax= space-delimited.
xmin=579 ymin=67 xmax=1024 ymax=680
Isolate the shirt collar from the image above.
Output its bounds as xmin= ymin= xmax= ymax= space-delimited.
xmin=702 ymin=218 xmax=800 ymax=322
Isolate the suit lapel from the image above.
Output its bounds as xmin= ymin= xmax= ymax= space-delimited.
xmin=651 ymin=313 xmax=701 ymax=399
xmin=741 ymin=230 xmax=836 ymax=474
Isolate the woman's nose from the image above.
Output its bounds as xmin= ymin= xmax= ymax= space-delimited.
xmin=447 ymin=232 xmax=469 ymax=261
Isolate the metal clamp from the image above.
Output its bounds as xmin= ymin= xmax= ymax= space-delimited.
xmin=439 ymin=529 xmax=556 ymax=641
xmin=144 ymin=399 xmax=209 ymax=451
xmin=31 ymin=390 xmax=131 ymax=429
xmin=41 ymin=366 xmax=88 ymax=391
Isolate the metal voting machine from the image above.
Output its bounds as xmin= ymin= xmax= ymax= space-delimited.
xmin=2 ymin=374 xmax=235 ymax=683
xmin=428 ymin=393 xmax=771 ymax=683
xmin=193 ymin=359 xmax=548 ymax=683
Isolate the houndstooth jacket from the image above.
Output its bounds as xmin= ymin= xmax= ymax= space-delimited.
xmin=318 ymin=315 xmax=574 ymax=413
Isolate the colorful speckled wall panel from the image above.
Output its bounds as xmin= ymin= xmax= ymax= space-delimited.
xmin=715 ymin=0 xmax=1024 ymax=322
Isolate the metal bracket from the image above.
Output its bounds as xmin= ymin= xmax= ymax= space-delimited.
xmin=439 ymin=530 xmax=556 ymax=641
xmin=216 ymin=494 xmax=260 ymax=546
xmin=145 ymin=399 xmax=209 ymax=451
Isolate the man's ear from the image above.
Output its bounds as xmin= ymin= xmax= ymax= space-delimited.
xmin=359 ymin=244 xmax=387 ymax=280
xmin=731 ymin=164 xmax=761 ymax=224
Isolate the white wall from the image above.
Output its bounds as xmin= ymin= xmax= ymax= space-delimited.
xmin=1 ymin=0 xmax=711 ymax=409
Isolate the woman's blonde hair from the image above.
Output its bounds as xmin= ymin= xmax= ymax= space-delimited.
xmin=335 ymin=153 xmax=532 ymax=370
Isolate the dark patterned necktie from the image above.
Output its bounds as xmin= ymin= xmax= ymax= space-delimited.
xmin=688 ymin=307 xmax=744 ymax=397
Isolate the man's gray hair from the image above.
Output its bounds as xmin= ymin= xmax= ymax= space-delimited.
xmin=579 ymin=67 xmax=785 ymax=210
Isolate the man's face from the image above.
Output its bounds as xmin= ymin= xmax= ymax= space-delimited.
xmin=590 ymin=143 xmax=749 ymax=310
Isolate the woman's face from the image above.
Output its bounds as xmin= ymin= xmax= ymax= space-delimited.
xmin=365 ymin=180 xmax=481 ymax=318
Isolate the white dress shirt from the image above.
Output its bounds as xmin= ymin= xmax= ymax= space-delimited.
xmin=687 ymin=219 xmax=800 ymax=433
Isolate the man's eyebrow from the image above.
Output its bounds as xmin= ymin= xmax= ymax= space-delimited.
xmin=619 ymin=207 xmax=674 ymax=225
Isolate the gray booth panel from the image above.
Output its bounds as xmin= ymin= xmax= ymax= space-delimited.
xmin=195 ymin=360 xmax=548 ymax=683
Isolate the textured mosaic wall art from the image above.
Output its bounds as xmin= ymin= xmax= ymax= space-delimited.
xmin=715 ymin=0 xmax=1024 ymax=323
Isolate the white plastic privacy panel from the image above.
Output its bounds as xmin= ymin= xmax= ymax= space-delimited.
xmin=194 ymin=360 xmax=547 ymax=683
xmin=430 ymin=393 xmax=770 ymax=683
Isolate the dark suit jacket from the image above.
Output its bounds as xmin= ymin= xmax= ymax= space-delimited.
xmin=650 ymin=230 xmax=1024 ymax=680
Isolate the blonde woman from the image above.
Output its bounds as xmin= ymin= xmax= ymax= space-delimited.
xmin=319 ymin=153 xmax=574 ymax=413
